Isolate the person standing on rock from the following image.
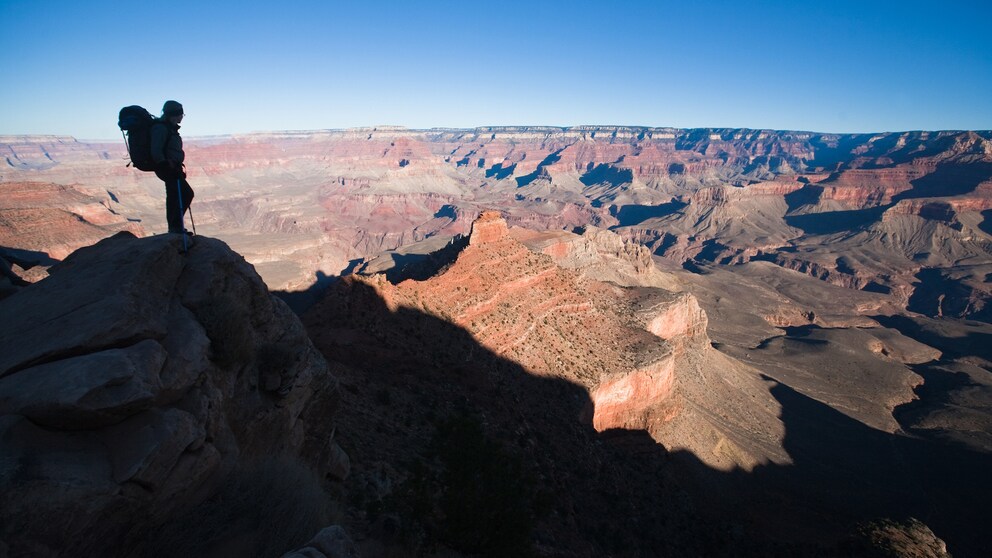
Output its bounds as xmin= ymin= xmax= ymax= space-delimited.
xmin=152 ymin=100 xmax=195 ymax=239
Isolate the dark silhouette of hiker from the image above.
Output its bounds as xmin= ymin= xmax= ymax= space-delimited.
xmin=152 ymin=100 xmax=194 ymax=236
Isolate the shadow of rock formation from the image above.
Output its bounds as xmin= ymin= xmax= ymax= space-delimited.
xmin=579 ymin=162 xmax=634 ymax=187
xmin=980 ymin=209 xmax=992 ymax=236
xmin=305 ymin=278 xmax=718 ymax=556
xmin=893 ymin=162 xmax=992 ymax=203
xmin=0 ymin=245 xmax=59 ymax=298
xmin=3 ymin=231 xmax=987 ymax=556
xmin=784 ymin=204 xmax=892 ymax=235
xmin=611 ymin=200 xmax=688 ymax=227
xmin=304 ymin=278 xmax=992 ymax=557
xmin=274 ymin=270 xmax=339 ymax=315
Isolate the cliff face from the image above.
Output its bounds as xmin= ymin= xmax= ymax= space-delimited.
xmin=510 ymin=224 xmax=681 ymax=290
xmin=0 ymin=233 xmax=344 ymax=557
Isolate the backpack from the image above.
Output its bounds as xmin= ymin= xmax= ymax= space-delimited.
xmin=118 ymin=105 xmax=163 ymax=172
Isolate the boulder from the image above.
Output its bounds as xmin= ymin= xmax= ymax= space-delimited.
xmin=0 ymin=232 xmax=182 ymax=377
xmin=0 ymin=339 xmax=166 ymax=429
xmin=0 ymin=232 xmax=342 ymax=557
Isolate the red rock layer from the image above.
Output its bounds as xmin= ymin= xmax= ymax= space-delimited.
xmin=0 ymin=182 xmax=144 ymax=261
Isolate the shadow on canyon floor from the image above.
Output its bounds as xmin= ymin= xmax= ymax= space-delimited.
xmin=907 ymin=268 xmax=992 ymax=323
xmin=784 ymin=205 xmax=892 ymax=235
xmin=579 ymin=163 xmax=634 ymax=188
xmin=273 ymin=270 xmax=338 ymax=314
xmin=298 ymin=280 xmax=992 ymax=557
xmin=515 ymin=151 xmax=563 ymax=187
xmin=893 ymin=162 xmax=992 ymax=203
xmin=979 ymin=209 xmax=992 ymax=236
xmin=1 ymin=246 xmax=57 ymax=295
xmin=806 ymin=134 xmax=878 ymax=171
xmin=783 ymin=183 xmax=826 ymax=213
xmin=872 ymin=314 xmax=992 ymax=363
xmin=0 ymin=245 xmax=59 ymax=268
xmin=610 ymin=201 xmax=688 ymax=227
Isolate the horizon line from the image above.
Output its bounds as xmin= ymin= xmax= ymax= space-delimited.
xmin=2 ymin=125 xmax=991 ymax=143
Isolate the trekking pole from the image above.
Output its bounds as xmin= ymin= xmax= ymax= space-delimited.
xmin=176 ymin=178 xmax=188 ymax=253
xmin=121 ymin=130 xmax=133 ymax=167
xmin=188 ymin=204 xmax=197 ymax=236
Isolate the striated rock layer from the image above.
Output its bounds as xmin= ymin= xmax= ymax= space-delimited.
xmin=0 ymin=181 xmax=144 ymax=284
xmin=3 ymin=128 xmax=991 ymax=318
xmin=315 ymin=212 xmax=786 ymax=472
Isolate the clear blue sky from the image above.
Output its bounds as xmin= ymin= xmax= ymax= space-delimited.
xmin=2 ymin=0 xmax=990 ymax=139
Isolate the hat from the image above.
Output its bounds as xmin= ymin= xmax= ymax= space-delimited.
xmin=163 ymin=100 xmax=184 ymax=117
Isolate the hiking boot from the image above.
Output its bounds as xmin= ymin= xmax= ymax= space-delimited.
xmin=172 ymin=230 xmax=195 ymax=251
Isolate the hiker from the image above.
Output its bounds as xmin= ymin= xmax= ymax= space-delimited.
xmin=152 ymin=100 xmax=194 ymax=237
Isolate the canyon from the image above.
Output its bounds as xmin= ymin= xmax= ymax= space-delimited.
xmin=3 ymin=127 xmax=991 ymax=321
xmin=3 ymin=126 xmax=992 ymax=556
xmin=306 ymin=212 xmax=990 ymax=555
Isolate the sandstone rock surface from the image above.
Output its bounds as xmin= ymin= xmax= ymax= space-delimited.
xmin=0 ymin=232 xmax=342 ymax=557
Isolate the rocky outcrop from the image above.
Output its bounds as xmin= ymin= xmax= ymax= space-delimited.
xmin=371 ymin=212 xmax=668 ymax=387
xmin=323 ymin=213 xmax=782 ymax=473
xmin=846 ymin=518 xmax=952 ymax=558
xmin=0 ymin=233 xmax=343 ymax=557
xmin=467 ymin=209 xmax=509 ymax=244
xmin=591 ymin=289 xmax=713 ymax=438
xmin=511 ymin=225 xmax=681 ymax=290
xmin=590 ymin=356 xmax=677 ymax=432
xmin=641 ymin=292 xmax=708 ymax=344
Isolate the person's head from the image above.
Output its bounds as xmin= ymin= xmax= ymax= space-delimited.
xmin=162 ymin=100 xmax=184 ymax=124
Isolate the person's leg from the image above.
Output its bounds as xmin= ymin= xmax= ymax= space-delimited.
xmin=162 ymin=176 xmax=183 ymax=233
xmin=156 ymin=166 xmax=189 ymax=234
xmin=179 ymin=178 xmax=194 ymax=219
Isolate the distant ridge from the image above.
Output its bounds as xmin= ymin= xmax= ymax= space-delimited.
xmin=4 ymin=127 xmax=990 ymax=144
